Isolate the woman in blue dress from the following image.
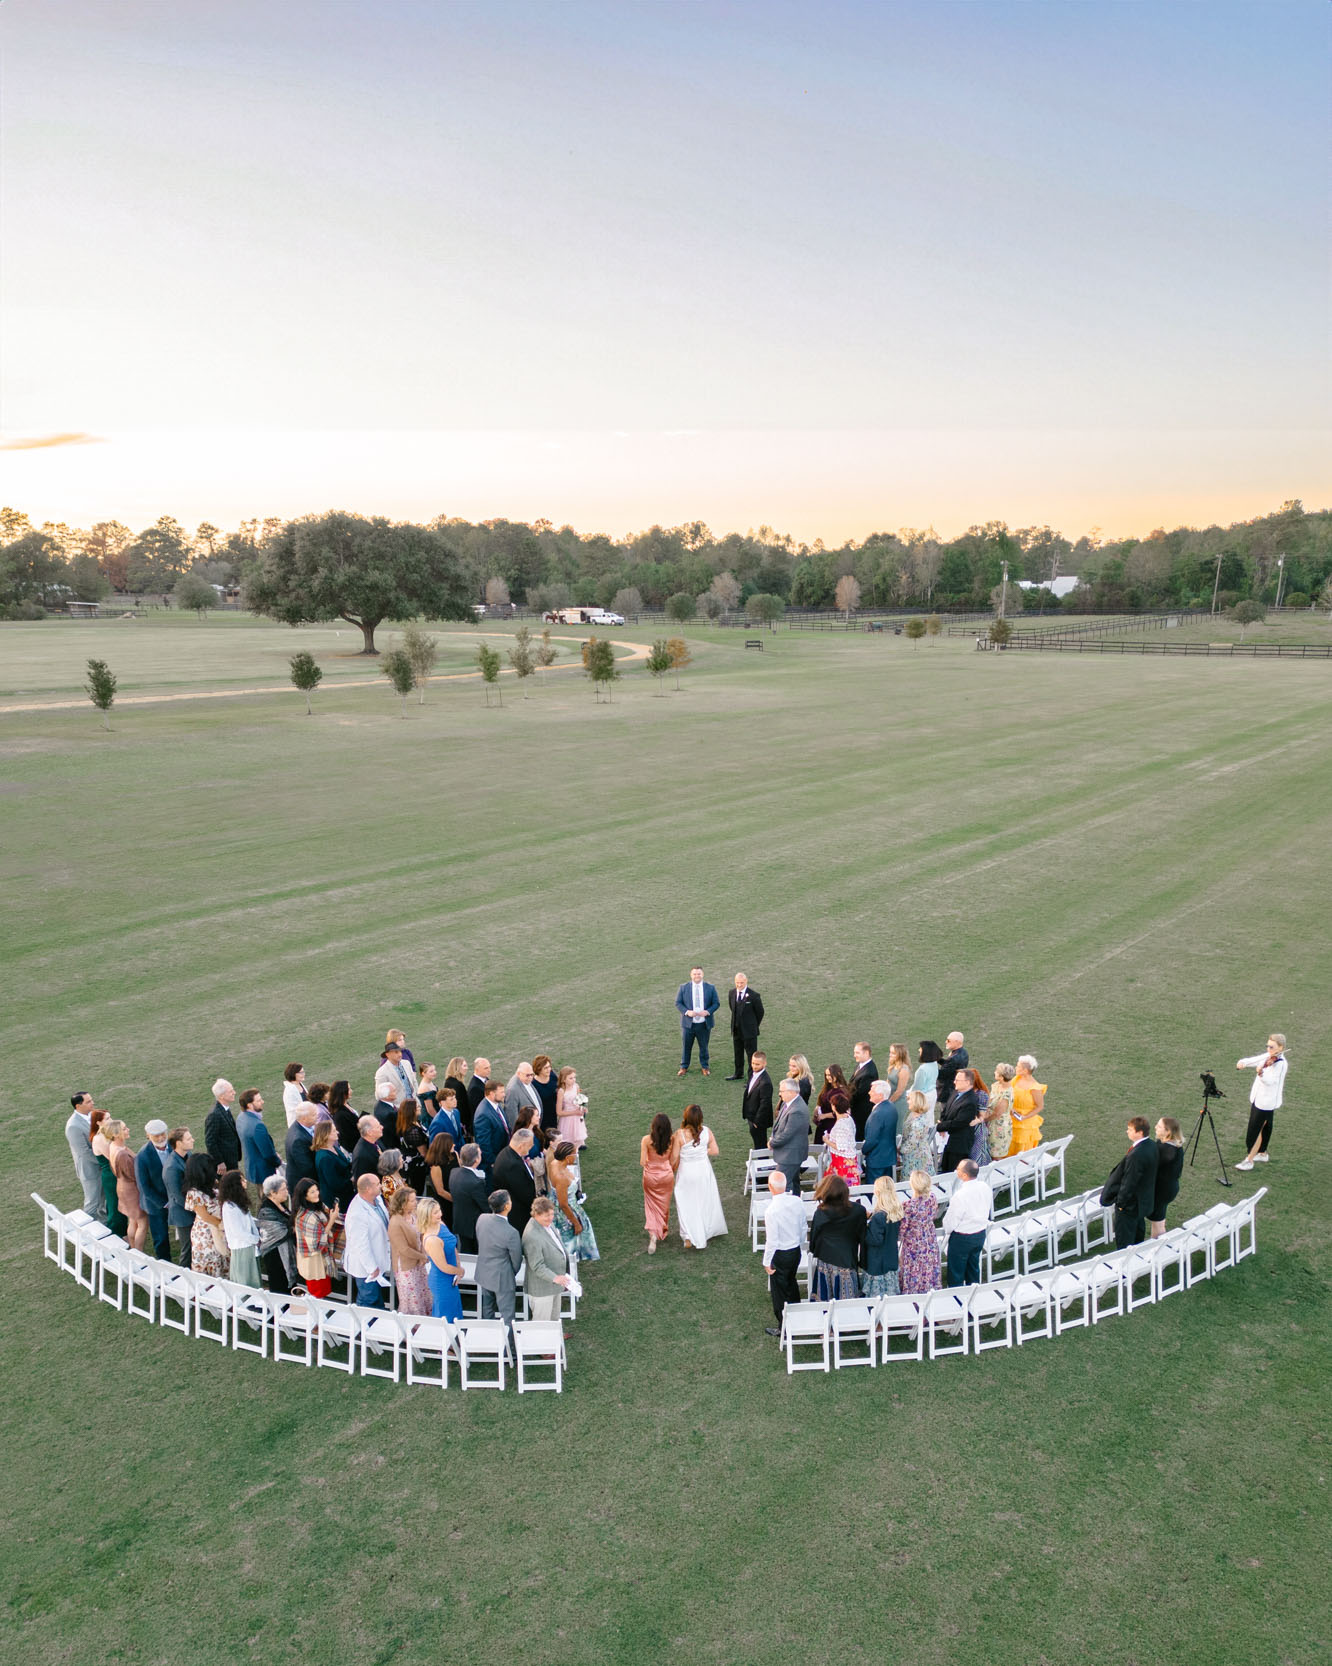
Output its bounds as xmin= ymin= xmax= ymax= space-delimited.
xmin=419 ymin=1197 xmax=463 ymax=1320
xmin=912 ymin=1040 xmax=942 ymax=1120
xmin=548 ymin=1140 xmax=600 ymax=1262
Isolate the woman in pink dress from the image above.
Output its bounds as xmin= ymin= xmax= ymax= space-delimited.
xmin=556 ymin=1066 xmax=587 ymax=1149
xmin=640 ymin=1113 xmax=677 ymax=1253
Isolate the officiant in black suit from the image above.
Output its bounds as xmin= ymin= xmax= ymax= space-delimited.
xmin=726 ymin=973 xmax=765 ymax=1079
xmin=741 ymin=1051 xmax=774 ymax=1149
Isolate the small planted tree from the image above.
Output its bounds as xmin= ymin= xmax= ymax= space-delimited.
xmin=508 ymin=624 xmax=537 ymax=695
xmin=477 ymin=641 xmax=502 ymax=705
xmin=400 ymin=622 xmax=439 ymax=703
xmin=835 ymin=574 xmax=861 ymax=620
xmin=585 ymin=636 xmax=619 ymax=701
xmin=646 ymin=637 xmax=672 ymax=694
xmin=1232 ymin=599 xmax=1266 ymax=641
xmin=925 ymin=614 xmax=942 ymax=639
xmin=85 ymin=658 xmax=117 ymax=730
xmin=173 ymin=570 xmax=219 ymax=619
xmin=665 ymin=591 xmax=696 ymax=623
xmin=988 ymin=618 xmax=1012 ymax=648
xmin=536 ymin=628 xmax=558 ymax=684
xmin=667 ymin=635 xmax=692 ymax=691
xmin=905 ymin=617 xmax=927 ymax=649
xmin=289 ymin=650 xmax=323 ymax=714
xmin=745 ymin=592 xmax=785 ymax=630
xmin=382 ymin=647 xmax=415 ymax=715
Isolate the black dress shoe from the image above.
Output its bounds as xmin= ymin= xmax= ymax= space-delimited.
xmin=724 ymin=1074 xmax=742 ymax=1081
xmin=765 ymin=1327 xmax=781 ymax=1337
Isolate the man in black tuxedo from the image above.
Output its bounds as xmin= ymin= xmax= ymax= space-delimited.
xmin=1101 ymin=1116 xmax=1159 ymax=1248
xmin=935 ymin=1032 xmax=968 ymax=1108
xmin=741 ymin=1051 xmax=774 ymax=1149
xmin=493 ymin=1128 xmax=538 ymax=1235
xmin=848 ymin=1041 xmax=877 ymax=1140
xmin=467 ymin=1058 xmax=491 ymax=1122
xmin=726 ymin=974 xmax=765 ymax=1080
xmin=937 ymin=1068 xmax=981 ymax=1173
xmin=449 ymin=1142 xmax=489 ymax=1253
xmin=351 ymin=1113 xmax=385 ymax=1182
xmin=205 ymin=1079 xmax=242 ymax=1172
xmin=283 ymin=1104 xmax=318 ymax=1199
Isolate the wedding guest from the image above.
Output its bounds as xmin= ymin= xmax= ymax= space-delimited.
xmin=787 ymin=1055 xmax=814 ymax=1108
xmin=343 ymin=1174 xmax=392 ymax=1307
xmin=548 ymin=1140 xmax=599 ymax=1262
xmin=420 ymin=1197 xmax=463 ymax=1320
xmin=824 ymin=1095 xmax=861 ymax=1185
xmin=985 ymin=1064 xmax=1016 ymax=1161
xmin=523 ymin=1196 xmax=572 ymax=1321
xmin=912 ymin=1042 xmax=942 ymax=1118
xmin=885 ymin=1043 xmax=913 ymax=1120
xmin=466 ymin=1059 xmax=492 ymax=1123
xmin=109 ymin=1120 xmax=147 ymax=1251
xmin=256 ymin=1174 xmax=296 ymax=1292
xmin=425 ymin=1132 xmax=459 ymax=1223
xmin=475 ymin=1191 xmax=523 ymax=1331
xmin=378 ymin=1147 xmax=408 ymax=1206
xmin=640 ymin=1112 xmax=677 ymax=1253
xmin=493 ymin=1128 xmax=538 ymax=1235
xmin=400 ymin=1122 xmax=430 ymax=1195
xmin=898 ymin=1170 xmax=941 ymax=1295
xmin=352 ymin=1114 xmax=385 ymax=1182
xmin=741 ymin=1051 xmax=774 ymax=1150
xmin=1008 ymin=1055 xmax=1046 ymax=1154
xmin=897 ymin=1089 xmax=937 ymax=1179
xmin=941 ymin=1159 xmax=992 ymax=1286
xmin=504 ymin=1061 xmax=543 ymax=1126
xmin=848 ymin=1041 xmax=877 ymax=1140
xmin=936 ymin=1031 xmax=969 ymax=1107
xmin=90 ymin=1109 xmax=126 ymax=1234
xmin=284 ymin=1102 xmax=319 ymax=1200
xmin=184 ymin=1151 xmax=228 ymax=1277
xmin=205 ymin=1079 xmax=242 ymax=1173
xmin=219 ymin=1168 xmax=262 ymax=1289
xmin=388 ymin=1187 xmax=432 ymax=1314
xmin=863 ymin=1176 xmax=904 ymax=1297
xmin=531 ymin=1055 xmax=560 ymax=1135
xmin=163 ymin=1127 xmax=195 ymax=1266
xmin=442 ymin=1058 xmax=473 ymax=1137
xmin=761 ymin=1171 xmax=806 ymax=1335
xmin=282 ymin=1063 xmax=307 ymax=1127
xmin=938 ymin=1068 xmax=982 ymax=1174
xmin=770 ymin=1077 xmax=811 ymax=1197
xmin=1101 ymin=1117 xmax=1157 ymax=1248
xmin=134 ymin=1120 xmax=172 ymax=1258
xmin=374 ymin=1041 xmax=417 ymax=1107
xmin=327 ymin=1080 xmax=361 ymax=1155
xmin=293 ymin=1177 xmax=340 ymax=1299
xmin=449 ymin=1144 xmax=489 ymax=1253
xmin=236 ymin=1089 xmax=279 ymax=1195
xmin=312 ymin=1120 xmax=354 ymax=1213
xmin=473 ymin=1080 xmax=511 ymax=1182
xmin=426 ymin=1088 xmax=463 ymax=1145
xmin=1149 ymin=1118 xmax=1186 ymax=1238
xmin=808 ymin=1174 xmax=866 ymax=1300
xmin=306 ymin=1081 xmax=332 ymax=1125
xmin=383 ymin=1028 xmax=416 ymax=1072
xmin=814 ymin=1065 xmax=848 ymax=1145
xmin=65 ymin=1092 xmax=104 ymax=1219
xmin=555 ymin=1066 xmax=587 ymax=1149
xmin=415 ymin=1062 xmax=441 ymax=1126
xmin=861 ymin=1081 xmax=898 ymax=1185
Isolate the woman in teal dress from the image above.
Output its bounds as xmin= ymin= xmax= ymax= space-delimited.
xmin=548 ymin=1141 xmax=600 ymax=1262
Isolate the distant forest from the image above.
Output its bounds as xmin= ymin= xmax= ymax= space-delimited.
xmin=3 ymin=499 xmax=1330 ymax=618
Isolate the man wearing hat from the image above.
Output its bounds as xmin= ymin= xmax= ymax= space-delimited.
xmin=374 ymin=1041 xmax=417 ymax=1106
xmin=135 ymin=1121 xmax=173 ymax=1260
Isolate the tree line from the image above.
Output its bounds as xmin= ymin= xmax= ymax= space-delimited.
xmin=3 ymin=499 xmax=1330 ymax=631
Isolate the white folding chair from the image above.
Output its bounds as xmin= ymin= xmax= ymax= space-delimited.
xmin=982 ymin=1221 xmax=1020 ymax=1282
xmin=967 ymin=1281 xmax=1014 ymax=1352
xmin=878 ymin=1294 xmax=924 ymax=1361
xmin=458 ymin=1320 xmax=512 ymax=1389
xmin=1154 ymin=1231 xmax=1188 ymax=1299
xmin=1049 ymin=1265 xmax=1092 ymax=1333
xmin=359 ymin=1311 xmax=405 ymax=1381
xmin=1036 ymin=1136 xmax=1071 ymax=1199
xmin=514 ymin=1320 xmax=566 ymax=1391
xmin=1085 ymin=1254 xmax=1126 ymax=1322
xmin=1197 ymin=1203 xmax=1238 ymax=1274
xmin=984 ymin=1162 xmax=1017 ymax=1218
xmin=1079 ymin=1194 xmax=1114 ymax=1252
xmin=1123 ymin=1243 xmax=1159 ymax=1312
xmin=1180 ymin=1221 xmax=1214 ymax=1287
xmin=830 ymin=1299 xmax=877 ymax=1368
xmin=124 ymin=1251 xmax=160 ymax=1322
xmin=232 ymin=1288 xmax=271 ymax=1357
xmin=1049 ymin=1196 xmax=1086 ymax=1262
xmin=403 ymin=1317 xmax=456 ymax=1387
xmin=194 ymin=1278 xmax=234 ymax=1344
xmin=748 ymin=1194 xmax=769 ymax=1252
xmin=97 ymin=1241 xmax=130 ymax=1311
xmin=1012 ymin=1153 xmax=1042 ymax=1210
xmin=157 ymin=1267 xmax=197 ymax=1334
xmin=1012 ymin=1273 xmax=1054 ymax=1344
xmin=73 ymin=1219 xmax=115 ymax=1292
xmin=270 ymin=1295 xmax=318 ymax=1366
xmin=58 ymin=1208 xmax=96 ymax=1276
xmin=33 ymin=1195 xmax=63 ymax=1265
xmin=923 ymin=1288 xmax=969 ymax=1359
xmin=780 ymin=1302 xmax=831 ymax=1373
xmin=1234 ymin=1189 xmax=1265 ymax=1261
xmin=1018 ymin=1210 xmax=1056 ymax=1273
xmin=313 ymin=1299 xmax=361 ymax=1372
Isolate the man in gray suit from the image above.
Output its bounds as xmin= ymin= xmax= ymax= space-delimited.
xmin=475 ymin=1189 xmax=524 ymax=1334
xmin=770 ymin=1078 xmax=810 ymax=1198
xmin=65 ymin=1093 xmax=104 ymax=1219
xmin=504 ymin=1062 xmax=543 ymax=1127
xmin=521 ymin=1196 xmax=572 ymax=1321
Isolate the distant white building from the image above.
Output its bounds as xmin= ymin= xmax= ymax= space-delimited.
xmin=1017 ymin=577 xmax=1080 ymax=598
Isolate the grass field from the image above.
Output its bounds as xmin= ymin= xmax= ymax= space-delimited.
xmin=2 ymin=616 xmax=1329 ymax=1666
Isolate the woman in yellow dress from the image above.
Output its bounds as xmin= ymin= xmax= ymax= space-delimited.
xmin=1008 ymin=1054 xmax=1046 ymax=1154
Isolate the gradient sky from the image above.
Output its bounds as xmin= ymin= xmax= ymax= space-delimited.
xmin=3 ymin=0 xmax=1328 ymax=541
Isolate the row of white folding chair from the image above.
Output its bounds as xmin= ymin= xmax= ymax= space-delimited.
xmin=778 ymin=1190 xmax=1266 ymax=1370
xmin=453 ymin=1255 xmax=579 ymax=1323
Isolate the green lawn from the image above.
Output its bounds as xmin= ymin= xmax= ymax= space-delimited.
xmin=2 ymin=620 xmax=1329 ymax=1666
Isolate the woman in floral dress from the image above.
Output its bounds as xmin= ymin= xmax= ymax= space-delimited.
xmin=897 ymin=1089 xmax=937 ymax=1179
xmin=897 ymin=1170 xmax=941 ymax=1295
xmin=183 ymin=1151 xmax=229 ymax=1278
xmin=984 ymin=1064 xmax=1015 ymax=1161
xmin=548 ymin=1140 xmax=599 ymax=1262
xmin=824 ymin=1097 xmax=861 ymax=1186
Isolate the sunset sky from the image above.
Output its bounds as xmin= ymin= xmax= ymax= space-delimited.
xmin=3 ymin=0 xmax=1328 ymax=543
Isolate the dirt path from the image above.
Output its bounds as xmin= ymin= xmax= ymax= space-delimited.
xmin=0 ymin=634 xmax=653 ymax=715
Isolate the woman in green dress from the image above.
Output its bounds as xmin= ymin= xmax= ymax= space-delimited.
xmin=91 ymin=1108 xmax=127 ymax=1235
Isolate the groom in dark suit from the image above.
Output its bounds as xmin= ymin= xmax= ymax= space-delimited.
xmin=741 ymin=1051 xmax=774 ymax=1149
xmin=1101 ymin=1116 xmax=1159 ymax=1248
xmin=675 ymin=966 xmax=721 ymax=1075
xmin=725 ymin=973 xmax=765 ymax=1079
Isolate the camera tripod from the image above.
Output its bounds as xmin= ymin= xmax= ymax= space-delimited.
xmin=1187 ymin=1074 xmax=1232 ymax=1187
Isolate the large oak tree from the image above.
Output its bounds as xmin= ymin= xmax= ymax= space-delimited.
xmin=245 ymin=511 xmax=472 ymax=653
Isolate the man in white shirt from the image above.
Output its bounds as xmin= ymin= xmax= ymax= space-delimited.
xmin=1236 ymin=1033 xmax=1288 ymax=1170
xmin=674 ymin=966 xmax=720 ymax=1076
xmin=761 ymin=1171 xmax=807 ymax=1335
xmin=343 ymin=1174 xmax=392 ymax=1307
xmin=941 ymin=1159 xmax=992 ymax=1287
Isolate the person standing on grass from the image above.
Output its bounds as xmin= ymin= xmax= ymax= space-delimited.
xmin=475 ymin=1189 xmax=523 ymax=1332
xmin=1101 ymin=1117 xmax=1158 ymax=1247
xmin=65 ymin=1093 xmax=104 ymax=1220
xmin=770 ymin=1077 xmax=810 ymax=1197
xmin=184 ymin=1151 xmax=228 ymax=1277
xmin=292 ymin=1178 xmax=339 ymax=1299
xmin=236 ymin=1089 xmax=279 ymax=1197
xmin=523 ymin=1196 xmax=572 ymax=1321
xmin=281 ymin=1063 xmax=307 ymax=1127
xmin=134 ymin=1119 xmax=173 ymax=1259
xmin=473 ymin=1079 xmax=511 ymax=1183
xmin=205 ymin=1079 xmax=242 ymax=1173
xmin=449 ymin=1143 xmax=489 ymax=1254
xmin=912 ymin=1042 xmax=942 ymax=1120
xmin=741 ymin=1051 xmax=774 ymax=1150
xmin=863 ymin=1176 xmax=904 ymax=1297
xmin=641 ymin=1113 xmax=677 ymax=1252
xmin=256 ymin=1174 xmax=296 ymax=1292
xmin=937 ymin=1068 xmax=983 ymax=1175
xmin=163 ymin=1127 xmax=195 ymax=1266
xmin=898 ymin=1171 xmax=941 ymax=1295
xmin=725 ymin=973 xmax=765 ymax=1080
xmin=848 ymin=1041 xmax=877 ymax=1140
xmin=1008 ymin=1056 xmax=1046 ymax=1154
xmin=219 ymin=1169 xmax=261 ymax=1289
xmin=675 ymin=966 xmax=720 ymax=1076
xmin=466 ymin=1059 xmax=492 ymax=1124
xmin=936 ymin=1032 xmax=969 ymax=1108
xmin=1235 ymin=1034 xmax=1288 ymax=1171
xmin=284 ymin=1102 xmax=319 ymax=1199
xmin=941 ymin=1159 xmax=992 ymax=1286
xmin=761 ymin=1170 xmax=806 ymax=1335
xmin=375 ymin=1041 xmax=416 ymax=1106
xmin=343 ymin=1173 xmax=392 ymax=1307
xmin=861 ymin=1080 xmax=899 ymax=1185
xmin=1147 ymin=1119 xmax=1186 ymax=1238
xmin=351 ymin=1113 xmax=385 ymax=1183
xmin=493 ymin=1127 xmax=538 ymax=1235
xmin=504 ymin=1061 xmax=543 ymax=1126
xmin=108 ymin=1121 xmax=147 ymax=1251
xmin=388 ymin=1187 xmax=432 ymax=1314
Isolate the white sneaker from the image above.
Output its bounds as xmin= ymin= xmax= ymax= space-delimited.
xmin=1235 ymin=1159 xmax=1254 ymax=1171
xmin=1253 ymin=1153 xmax=1270 ymax=1162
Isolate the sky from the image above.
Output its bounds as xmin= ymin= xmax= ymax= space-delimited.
xmin=2 ymin=0 xmax=1328 ymax=543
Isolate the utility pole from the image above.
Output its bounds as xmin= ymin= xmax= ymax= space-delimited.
xmin=999 ymin=559 xmax=1009 ymax=620
xmin=1211 ymin=552 xmax=1223 ymax=615
xmin=1275 ymin=555 xmax=1286 ymax=610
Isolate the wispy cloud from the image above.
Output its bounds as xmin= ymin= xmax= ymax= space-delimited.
xmin=0 ymin=431 xmax=104 ymax=451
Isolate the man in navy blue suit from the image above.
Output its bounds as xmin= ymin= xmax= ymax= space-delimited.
xmin=675 ymin=965 xmax=721 ymax=1076
xmin=236 ymin=1089 xmax=280 ymax=1200
xmin=135 ymin=1120 xmax=173 ymax=1259
xmin=473 ymin=1079 xmax=512 ymax=1184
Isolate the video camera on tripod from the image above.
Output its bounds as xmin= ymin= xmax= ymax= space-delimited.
xmin=1189 ymin=1071 xmax=1231 ymax=1185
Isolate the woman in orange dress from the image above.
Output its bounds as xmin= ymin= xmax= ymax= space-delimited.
xmin=640 ymin=1113 xmax=677 ymax=1253
xmin=1008 ymin=1055 xmax=1046 ymax=1154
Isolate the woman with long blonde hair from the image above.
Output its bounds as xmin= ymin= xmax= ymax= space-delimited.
xmin=863 ymin=1174 xmax=905 ymax=1297
xmin=898 ymin=1170 xmax=941 ymax=1295
xmin=896 ymin=1089 xmax=936 ymax=1178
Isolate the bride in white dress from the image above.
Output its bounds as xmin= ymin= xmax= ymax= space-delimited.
xmin=671 ymin=1104 xmax=728 ymax=1249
